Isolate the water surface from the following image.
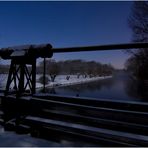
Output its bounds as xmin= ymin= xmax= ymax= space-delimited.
xmin=44 ymin=71 xmax=148 ymax=102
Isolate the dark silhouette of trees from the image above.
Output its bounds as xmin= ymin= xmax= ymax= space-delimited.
xmin=126 ymin=1 xmax=148 ymax=81
xmin=47 ymin=60 xmax=60 ymax=82
xmin=38 ymin=59 xmax=114 ymax=82
xmin=129 ymin=1 xmax=148 ymax=43
xmin=39 ymin=59 xmax=60 ymax=82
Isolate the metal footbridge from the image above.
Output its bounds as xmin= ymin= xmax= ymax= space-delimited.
xmin=0 ymin=42 xmax=148 ymax=146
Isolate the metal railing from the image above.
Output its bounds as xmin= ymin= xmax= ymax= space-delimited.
xmin=52 ymin=42 xmax=148 ymax=53
xmin=0 ymin=42 xmax=148 ymax=95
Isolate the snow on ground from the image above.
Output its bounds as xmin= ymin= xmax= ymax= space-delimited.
xmin=0 ymin=125 xmax=98 ymax=147
xmin=0 ymin=125 xmax=60 ymax=147
xmin=0 ymin=74 xmax=112 ymax=90
xmin=0 ymin=74 xmax=8 ymax=89
xmin=36 ymin=75 xmax=112 ymax=89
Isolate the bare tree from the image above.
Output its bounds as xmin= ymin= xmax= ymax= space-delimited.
xmin=129 ymin=1 xmax=148 ymax=43
xmin=126 ymin=1 xmax=148 ymax=80
xmin=38 ymin=59 xmax=114 ymax=81
xmin=39 ymin=59 xmax=60 ymax=82
xmin=46 ymin=59 xmax=60 ymax=82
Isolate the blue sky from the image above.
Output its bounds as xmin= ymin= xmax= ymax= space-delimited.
xmin=0 ymin=1 xmax=133 ymax=69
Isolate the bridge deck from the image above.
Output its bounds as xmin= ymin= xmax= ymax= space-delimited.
xmin=0 ymin=94 xmax=148 ymax=146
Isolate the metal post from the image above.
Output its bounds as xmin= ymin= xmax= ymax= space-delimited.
xmin=43 ymin=58 xmax=46 ymax=92
xmin=32 ymin=59 xmax=36 ymax=94
xmin=18 ymin=64 xmax=25 ymax=95
xmin=5 ymin=60 xmax=14 ymax=95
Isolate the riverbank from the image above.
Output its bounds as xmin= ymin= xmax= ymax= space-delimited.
xmin=0 ymin=74 xmax=112 ymax=90
xmin=36 ymin=75 xmax=112 ymax=89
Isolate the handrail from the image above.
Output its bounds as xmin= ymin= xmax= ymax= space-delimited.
xmin=52 ymin=42 xmax=148 ymax=53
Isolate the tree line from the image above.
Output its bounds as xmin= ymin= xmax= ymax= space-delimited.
xmin=125 ymin=1 xmax=148 ymax=81
xmin=38 ymin=59 xmax=114 ymax=82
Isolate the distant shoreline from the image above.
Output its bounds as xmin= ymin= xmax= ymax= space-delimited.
xmin=0 ymin=74 xmax=113 ymax=90
xmin=36 ymin=75 xmax=113 ymax=89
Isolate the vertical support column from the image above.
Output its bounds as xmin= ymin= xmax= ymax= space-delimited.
xmin=18 ymin=64 xmax=25 ymax=95
xmin=5 ymin=58 xmax=37 ymax=96
xmin=43 ymin=58 xmax=46 ymax=93
xmin=32 ymin=59 xmax=36 ymax=94
xmin=5 ymin=60 xmax=14 ymax=95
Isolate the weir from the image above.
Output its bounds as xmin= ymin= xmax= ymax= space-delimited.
xmin=0 ymin=42 xmax=148 ymax=146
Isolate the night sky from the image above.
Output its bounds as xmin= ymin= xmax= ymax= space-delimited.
xmin=0 ymin=1 xmax=133 ymax=69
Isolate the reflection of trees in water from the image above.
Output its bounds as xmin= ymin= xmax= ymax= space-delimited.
xmin=125 ymin=77 xmax=148 ymax=101
xmin=62 ymin=78 xmax=114 ymax=93
xmin=38 ymin=72 xmax=148 ymax=102
xmin=39 ymin=78 xmax=114 ymax=97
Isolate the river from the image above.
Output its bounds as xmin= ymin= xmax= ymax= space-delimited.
xmin=44 ymin=71 xmax=148 ymax=102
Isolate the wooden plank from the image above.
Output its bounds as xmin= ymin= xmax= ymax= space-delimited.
xmin=34 ymin=94 xmax=148 ymax=112
xmin=2 ymin=95 xmax=148 ymax=146
xmin=33 ymin=109 xmax=148 ymax=136
xmin=24 ymin=116 xmax=148 ymax=146
xmin=30 ymin=97 xmax=148 ymax=125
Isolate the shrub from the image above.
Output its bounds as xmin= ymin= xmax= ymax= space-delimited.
xmin=38 ymin=75 xmax=49 ymax=85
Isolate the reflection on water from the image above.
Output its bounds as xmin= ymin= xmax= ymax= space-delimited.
xmin=125 ymin=77 xmax=148 ymax=102
xmin=42 ymin=71 xmax=148 ymax=102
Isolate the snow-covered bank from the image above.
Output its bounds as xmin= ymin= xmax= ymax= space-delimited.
xmin=36 ymin=75 xmax=112 ymax=89
xmin=0 ymin=74 xmax=112 ymax=90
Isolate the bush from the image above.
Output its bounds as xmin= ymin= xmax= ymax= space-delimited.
xmin=38 ymin=75 xmax=49 ymax=85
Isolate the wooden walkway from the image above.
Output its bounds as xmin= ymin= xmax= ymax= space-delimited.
xmin=1 ymin=94 xmax=148 ymax=146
